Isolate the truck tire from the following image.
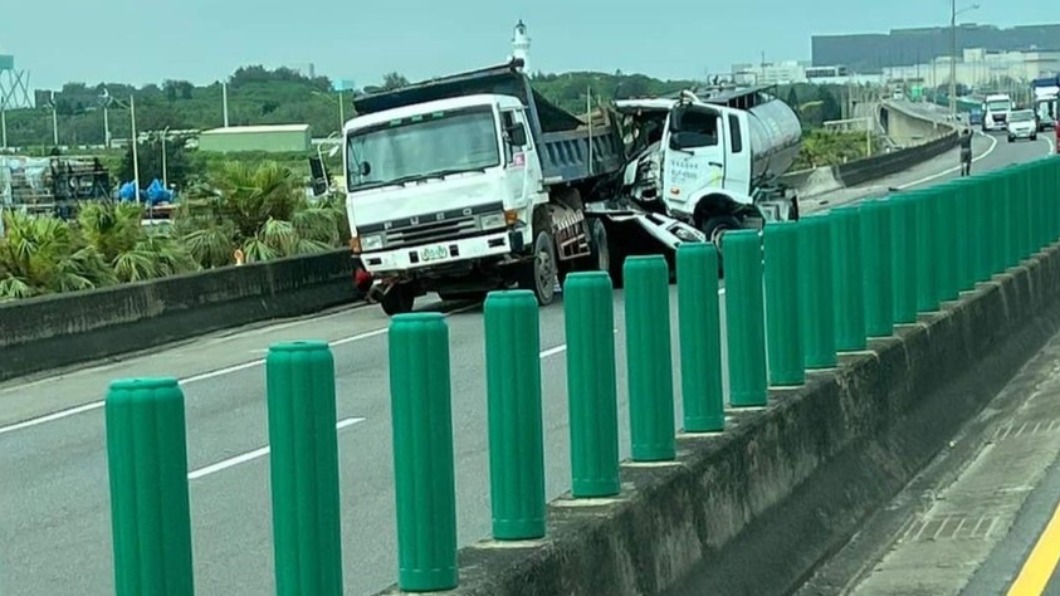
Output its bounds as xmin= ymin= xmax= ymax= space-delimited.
xmin=380 ymin=284 xmax=415 ymax=316
xmin=517 ymin=210 xmax=558 ymax=306
xmin=701 ymin=215 xmax=741 ymax=277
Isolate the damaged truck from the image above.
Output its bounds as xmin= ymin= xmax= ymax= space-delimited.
xmin=342 ymin=58 xmax=803 ymax=315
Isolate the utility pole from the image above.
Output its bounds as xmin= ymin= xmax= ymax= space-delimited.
xmin=130 ymin=95 xmax=140 ymax=205
xmin=949 ymin=0 xmax=957 ymax=120
xmin=222 ymin=81 xmax=230 ymax=127
xmin=950 ymin=2 xmax=981 ymax=120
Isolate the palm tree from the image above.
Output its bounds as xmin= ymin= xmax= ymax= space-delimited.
xmin=0 ymin=210 xmax=114 ymax=300
xmin=76 ymin=200 xmax=200 ymax=283
xmin=177 ymin=160 xmax=344 ymax=267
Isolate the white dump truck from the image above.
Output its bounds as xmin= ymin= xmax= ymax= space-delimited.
xmin=342 ymin=59 xmax=803 ymax=315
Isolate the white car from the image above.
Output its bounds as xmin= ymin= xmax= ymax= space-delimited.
xmin=1007 ymin=109 xmax=1038 ymax=142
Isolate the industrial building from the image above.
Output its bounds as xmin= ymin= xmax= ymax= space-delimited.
xmin=813 ymin=23 xmax=1060 ymax=73
xmin=886 ymin=48 xmax=1060 ymax=90
xmin=197 ymin=124 xmax=312 ymax=154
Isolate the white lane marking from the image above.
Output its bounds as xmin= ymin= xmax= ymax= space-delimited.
xmin=895 ymin=131 xmax=998 ymax=190
xmin=0 ymin=304 xmax=479 ymax=437
xmin=187 ymin=417 xmax=366 ymax=480
xmin=0 ymin=402 xmax=106 ymax=436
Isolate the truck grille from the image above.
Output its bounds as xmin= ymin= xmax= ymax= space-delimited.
xmin=357 ymin=201 xmax=505 ymax=250
xmin=385 ymin=216 xmax=479 ymax=249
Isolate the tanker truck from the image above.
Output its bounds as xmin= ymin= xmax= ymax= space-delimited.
xmin=612 ymin=87 xmax=803 ymax=247
xmin=342 ymin=59 xmax=802 ymax=315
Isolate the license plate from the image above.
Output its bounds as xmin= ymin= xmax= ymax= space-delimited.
xmin=419 ymin=245 xmax=449 ymax=262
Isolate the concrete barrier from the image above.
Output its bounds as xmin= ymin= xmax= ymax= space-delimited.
xmin=778 ymin=99 xmax=958 ymax=199
xmin=0 ymin=250 xmax=361 ymax=382
xmin=371 ymin=199 xmax=1060 ymax=594
xmin=836 ymin=130 xmax=959 ymax=188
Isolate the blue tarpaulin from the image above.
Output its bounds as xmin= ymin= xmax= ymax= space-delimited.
xmin=118 ymin=179 xmax=174 ymax=205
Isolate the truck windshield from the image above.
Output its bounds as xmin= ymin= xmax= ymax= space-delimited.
xmin=986 ymin=100 xmax=1011 ymax=112
xmin=346 ymin=105 xmax=500 ymax=192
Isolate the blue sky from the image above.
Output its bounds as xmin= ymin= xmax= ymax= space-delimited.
xmin=0 ymin=0 xmax=1054 ymax=90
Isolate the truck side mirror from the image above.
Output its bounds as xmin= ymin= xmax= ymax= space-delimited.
xmin=359 ymin=161 xmax=371 ymax=176
xmin=507 ymin=124 xmax=527 ymax=147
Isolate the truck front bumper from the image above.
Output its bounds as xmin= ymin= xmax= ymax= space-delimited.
xmin=359 ymin=229 xmax=525 ymax=275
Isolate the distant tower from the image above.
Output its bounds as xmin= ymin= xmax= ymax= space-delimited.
xmin=511 ymin=20 xmax=531 ymax=72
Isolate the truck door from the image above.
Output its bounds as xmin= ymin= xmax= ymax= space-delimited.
xmin=661 ymin=103 xmax=726 ymax=213
xmin=722 ymin=110 xmax=752 ymax=196
xmin=500 ymin=108 xmax=541 ymax=208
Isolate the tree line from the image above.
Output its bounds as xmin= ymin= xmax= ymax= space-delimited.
xmin=2 ymin=65 xmax=854 ymax=150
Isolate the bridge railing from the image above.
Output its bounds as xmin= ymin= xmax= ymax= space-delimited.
xmin=98 ymin=156 xmax=1059 ymax=595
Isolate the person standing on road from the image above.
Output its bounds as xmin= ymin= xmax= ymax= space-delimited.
xmin=959 ymin=128 xmax=973 ymax=176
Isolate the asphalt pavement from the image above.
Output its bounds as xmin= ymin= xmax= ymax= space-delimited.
xmin=0 ymin=132 xmax=1052 ymax=596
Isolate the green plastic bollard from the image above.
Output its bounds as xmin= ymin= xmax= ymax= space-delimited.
xmin=936 ymin=185 xmax=959 ymax=302
xmin=990 ymin=173 xmax=1008 ymax=276
xmin=763 ymin=221 xmax=804 ymax=386
xmin=861 ymin=199 xmax=894 ymax=337
xmin=388 ymin=313 xmax=458 ymax=592
xmin=623 ymin=256 xmax=677 ymax=461
xmin=799 ymin=214 xmax=838 ymax=368
xmin=1003 ymin=169 xmax=1018 ymax=268
xmin=105 ymin=378 xmax=195 ymax=596
xmin=890 ymin=195 xmax=919 ymax=325
xmin=972 ymin=177 xmax=991 ymax=284
xmin=676 ymin=243 xmax=725 ymax=432
xmin=483 ymin=290 xmax=546 ymax=540
xmin=563 ymin=271 xmax=621 ymax=498
xmin=831 ymin=205 xmax=867 ymax=351
xmin=1012 ymin=165 xmax=1029 ymax=261
xmin=952 ymin=180 xmax=975 ymax=292
xmin=266 ymin=341 xmax=344 ymax=596
xmin=723 ymin=229 xmax=768 ymax=407
xmin=914 ymin=191 xmax=940 ymax=312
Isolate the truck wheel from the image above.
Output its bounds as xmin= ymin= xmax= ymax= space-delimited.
xmin=380 ymin=284 xmax=415 ymax=316
xmin=518 ymin=210 xmax=558 ymax=306
xmin=701 ymin=215 xmax=741 ymax=277
xmin=702 ymin=215 xmax=741 ymax=251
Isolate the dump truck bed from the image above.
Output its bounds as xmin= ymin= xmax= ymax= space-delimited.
xmin=352 ymin=59 xmax=625 ymax=186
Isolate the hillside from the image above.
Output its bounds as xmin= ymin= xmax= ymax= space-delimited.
xmin=2 ymin=66 xmax=849 ymax=150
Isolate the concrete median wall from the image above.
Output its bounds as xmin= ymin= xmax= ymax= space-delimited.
xmin=781 ymin=100 xmax=958 ymax=198
xmin=373 ymin=231 xmax=1060 ymax=594
xmin=0 ymin=250 xmax=361 ymax=382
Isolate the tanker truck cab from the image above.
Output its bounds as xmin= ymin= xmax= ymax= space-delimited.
xmin=615 ymin=87 xmax=801 ymax=248
xmin=344 ymin=93 xmax=544 ymax=314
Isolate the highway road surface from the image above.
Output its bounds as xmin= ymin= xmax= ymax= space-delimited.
xmin=0 ymin=133 xmax=1051 ymax=596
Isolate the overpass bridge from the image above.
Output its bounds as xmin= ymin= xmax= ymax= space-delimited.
xmin=0 ymin=109 xmax=1056 ymax=595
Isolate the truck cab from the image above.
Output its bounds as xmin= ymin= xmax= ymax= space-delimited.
xmin=344 ymin=93 xmax=549 ymax=313
xmin=614 ymin=88 xmax=801 ymax=245
xmin=982 ymin=94 xmax=1014 ymax=132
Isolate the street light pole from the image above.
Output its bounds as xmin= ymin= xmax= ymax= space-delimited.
xmin=162 ymin=126 xmax=170 ymax=190
xmin=130 ymin=95 xmax=140 ymax=205
xmin=338 ymin=88 xmax=345 ymax=132
xmin=949 ymin=0 xmax=957 ymax=120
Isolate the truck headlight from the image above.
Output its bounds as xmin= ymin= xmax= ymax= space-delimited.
xmin=361 ymin=234 xmax=385 ymax=251
xmin=480 ymin=213 xmax=507 ymax=230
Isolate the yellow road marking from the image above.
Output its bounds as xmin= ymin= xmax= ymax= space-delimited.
xmin=1007 ymin=496 xmax=1060 ymax=596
